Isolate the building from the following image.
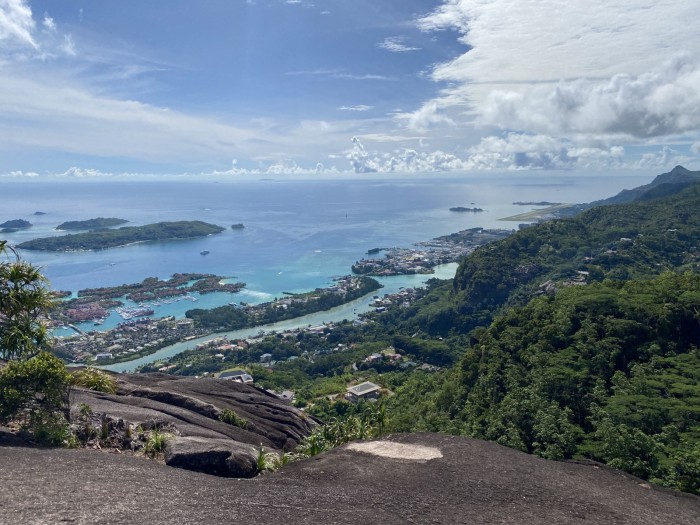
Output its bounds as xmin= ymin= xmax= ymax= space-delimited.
xmin=346 ymin=381 xmax=382 ymax=402
xmin=218 ymin=370 xmax=254 ymax=383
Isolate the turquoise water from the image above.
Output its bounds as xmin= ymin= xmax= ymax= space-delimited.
xmin=104 ymin=263 xmax=459 ymax=372
xmin=2 ymin=174 xmax=653 ymax=369
xmin=3 ymin=173 xmax=651 ymax=336
xmin=3 ymin=174 xmax=649 ymax=291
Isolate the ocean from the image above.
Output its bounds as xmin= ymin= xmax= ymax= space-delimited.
xmin=2 ymin=173 xmax=651 ymax=338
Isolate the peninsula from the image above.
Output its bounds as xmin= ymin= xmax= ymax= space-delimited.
xmin=56 ymin=217 xmax=128 ymax=230
xmin=18 ymin=221 xmax=225 ymax=251
xmin=352 ymin=228 xmax=512 ymax=276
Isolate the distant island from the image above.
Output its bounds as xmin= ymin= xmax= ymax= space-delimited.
xmin=57 ymin=218 xmax=128 ymax=230
xmin=231 ymin=223 xmax=245 ymax=230
xmin=0 ymin=219 xmax=32 ymax=229
xmin=18 ymin=221 xmax=225 ymax=252
xmin=33 ymin=211 xmax=46 ymax=216
xmin=449 ymin=207 xmax=484 ymax=213
xmin=512 ymin=201 xmax=562 ymax=206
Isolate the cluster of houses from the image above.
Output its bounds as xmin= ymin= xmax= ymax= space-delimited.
xmin=54 ymin=316 xmax=202 ymax=363
xmin=352 ymin=229 xmax=513 ymax=276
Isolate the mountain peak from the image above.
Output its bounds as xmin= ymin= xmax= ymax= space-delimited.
xmin=670 ymin=165 xmax=690 ymax=174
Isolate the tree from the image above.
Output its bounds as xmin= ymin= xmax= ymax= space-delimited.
xmin=0 ymin=241 xmax=54 ymax=360
xmin=0 ymin=241 xmax=70 ymax=445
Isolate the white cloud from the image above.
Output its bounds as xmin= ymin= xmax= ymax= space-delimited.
xmin=342 ymin=132 xmax=688 ymax=173
xmin=285 ymin=68 xmax=395 ymax=81
xmin=41 ymin=14 xmax=55 ymax=32
xmin=395 ymin=100 xmax=455 ymax=131
xmin=60 ymin=34 xmax=75 ymax=56
xmin=348 ymin=136 xmax=378 ymax=173
xmin=355 ymin=133 xmax=426 ymax=143
xmin=0 ymin=73 xmax=256 ymax=162
xmin=338 ymin=105 xmax=373 ymax=112
xmin=377 ymin=37 xmax=420 ymax=53
xmin=6 ymin=169 xmax=38 ymax=177
xmin=0 ymin=0 xmax=37 ymax=49
xmin=410 ymin=0 xmax=700 ymax=144
xmin=480 ymin=54 xmax=700 ymax=140
xmin=61 ymin=167 xmax=114 ymax=178
xmin=462 ymin=133 xmax=625 ymax=170
xmin=0 ymin=1 xmax=78 ymax=61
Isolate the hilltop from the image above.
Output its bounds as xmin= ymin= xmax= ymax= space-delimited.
xmin=1 ymin=432 xmax=698 ymax=524
xmin=598 ymin=165 xmax=700 ymax=205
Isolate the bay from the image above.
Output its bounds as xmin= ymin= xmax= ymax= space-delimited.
xmin=2 ymin=173 xmax=651 ymax=336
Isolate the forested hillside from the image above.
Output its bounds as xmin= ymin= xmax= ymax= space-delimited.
xmin=377 ymin=182 xmax=700 ymax=493
xmin=387 ymin=273 xmax=700 ymax=493
xmin=391 ymin=181 xmax=700 ymax=336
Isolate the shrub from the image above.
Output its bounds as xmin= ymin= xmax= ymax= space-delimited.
xmin=219 ymin=408 xmax=248 ymax=429
xmin=0 ymin=351 xmax=71 ymax=426
xmin=71 ymin=367 xmax=117 ymax=393
xmin=144 ymin=426 xmax=170 ymax=458
xmin=31 ymin=411 xmax=72 ymax=447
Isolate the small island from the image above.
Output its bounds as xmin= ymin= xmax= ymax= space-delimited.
xmin=0 ymin=219 xmax=32 ymax=229
xmin=57 ymin=218 xmax=129 ymax=230
xmin=231 ymin=223 xmax=245 ymax=230
xmin=33 ymin=211 xmax=46 ymax=216
xmin=18 ymin=221 xmax=225 ymax=252
xmin=449 ymin=207 xmax=484 ymax=213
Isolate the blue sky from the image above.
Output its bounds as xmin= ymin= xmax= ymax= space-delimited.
xmin=1 ymin=0 xmax=699 ymax=177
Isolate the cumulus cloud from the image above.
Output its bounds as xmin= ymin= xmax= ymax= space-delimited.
xmin=61 ymin=167 xmax=114 ymax=178
xmin=41 ymin=14 xmax=55 ymax=32
xmin=409 ymin=0 xmax=700 ymax=147
xmin=4 ymin=169 xmax=38 ymax=177
xmin=0 ymin=166 xmax=116 ymax=178
xmin=343 ymin=133 xmax=678 ymax=173
xmin=480 ymin=55 xmax=700 ymax=139
xmin=377 ymin=37 xmax=420 ymax=53
xmin=396 ymin=100 xmax=455 ymax=131
xmin=348 ymin=136 xmax=378 ymax=173
xmin=463 ymin=133 xmax=625 ymax=170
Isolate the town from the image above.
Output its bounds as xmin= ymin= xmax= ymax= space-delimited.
xmin=52 ymin=275 xmax=381 ymax=364
xmin=351 ymin=227 xmax=513 ymax=276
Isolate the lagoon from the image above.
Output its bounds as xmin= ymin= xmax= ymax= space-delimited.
xmin=103 ymin=263 xmax=459 ymax=372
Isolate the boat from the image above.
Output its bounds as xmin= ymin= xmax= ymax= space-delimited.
xmin=200 ymin=250 xmax=210 ymax=255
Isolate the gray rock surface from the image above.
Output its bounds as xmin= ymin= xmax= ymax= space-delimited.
xmin=164 ymin=436 xmax=259 ymax=478
xmin=69 ymin=372 xmax=316 ymax=475
xmin=1 ymin=432 xmax=698 ymax=524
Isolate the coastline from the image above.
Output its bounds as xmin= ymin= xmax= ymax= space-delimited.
xmin=101 ymin=264 xmax=458 ymax=372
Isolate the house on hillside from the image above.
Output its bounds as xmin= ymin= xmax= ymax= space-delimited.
xmin=218 ymin=369 xmax=254 ymax=383
xmin=346 ymin=381 xmax=381 ymax=403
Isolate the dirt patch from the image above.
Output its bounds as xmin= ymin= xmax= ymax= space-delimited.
xmin=346 ymin=440 xmax=442 ymax=460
